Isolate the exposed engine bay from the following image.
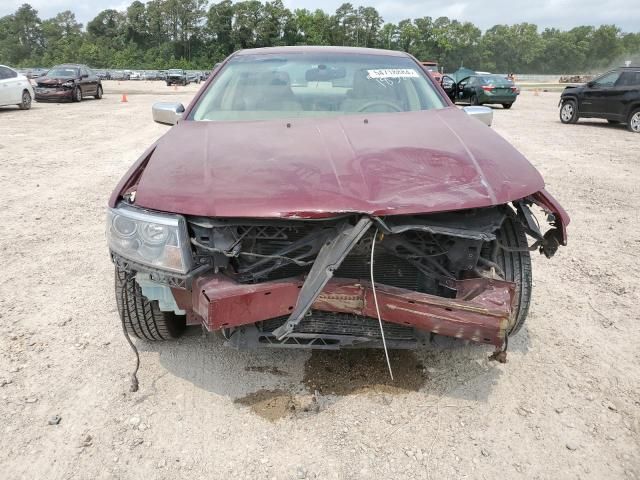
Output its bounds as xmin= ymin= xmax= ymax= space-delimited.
xmin=161 ymin=197 xmax=563 ymax=350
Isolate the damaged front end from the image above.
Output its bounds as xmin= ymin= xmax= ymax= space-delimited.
xmin=110 ymin=191 xmax=567 ymax=351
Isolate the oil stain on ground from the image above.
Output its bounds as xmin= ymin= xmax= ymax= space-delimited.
xmin=303 ymin=349 xmax=426 ymax=395
xmin=235 ymin=349 xmax=426 ymax=421
xmin=234 ymin=389 xmax=318 ymax=422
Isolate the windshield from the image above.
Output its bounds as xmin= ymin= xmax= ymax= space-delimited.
xmin=47 ymin=67 xmax=78 ymax=78
xmin=190 ymin=52 xmax=447 ymax=122
xmin=168 ymin=70 xmax=183 ymax=74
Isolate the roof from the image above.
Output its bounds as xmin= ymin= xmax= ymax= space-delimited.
xmin=234 ymin=46 xmax=409 ymax=57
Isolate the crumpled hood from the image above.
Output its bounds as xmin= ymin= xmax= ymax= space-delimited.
xmin=37 ymin=77 xmax=74 ymax=85
xmin=133 ymin=107 xmax=544 ymax=218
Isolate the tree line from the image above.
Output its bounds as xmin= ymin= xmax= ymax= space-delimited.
xmin=1 ymin=1 xmax=638 ymax=74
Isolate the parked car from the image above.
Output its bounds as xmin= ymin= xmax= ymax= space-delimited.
xmin=420 ymin=61 xmax=442 ymax=82
xmin=34 ymin=64 xmax=102 ymax=102
xmin=0 ymin=65 xmax=34 ymax=110
xmin=130 ymin=71 xmax=142 ymax=81
xmin=559 ymin=66 xmax=640 ymax=132
xmin=142 ymin=70 xmax=158 ymax=81
xmin=166 ymin=69 xmax=188 ymax=86
xmin=95 ymin=70 xmax=111 ymax=80
xmin=28 ymin=67 xmax=48 ymax=79
xmin=107 ymin=46 xmax=568 ymax=354
xmin=187 ymin=71 xmax=201 ymax=84
xmin=449 ymin=73 xmax=518 ymax=109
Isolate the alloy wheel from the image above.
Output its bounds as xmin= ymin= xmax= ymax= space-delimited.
xmin=630 ymin=112 xmax=640 ymax=132
xmin=22 ymin=92 xmax=31 ymax=109
xmin=561 ymin=104 xmax=574 ymax=122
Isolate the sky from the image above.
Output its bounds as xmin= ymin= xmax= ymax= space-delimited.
xmin=1 ymin=0 xmax=639 ymax=32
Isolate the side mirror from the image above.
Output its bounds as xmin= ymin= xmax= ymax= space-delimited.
xmin=152 ymin=102 xmax=185 ymax=125
xmin=463 ymin=106 xmax=493 ymax=127
xmin=586 ymin=81 xmax=595 ymax=88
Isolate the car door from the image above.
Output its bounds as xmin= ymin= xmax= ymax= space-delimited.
xmin=0 ymin=66 xmax=10 ymax=105
xmin=580 ymin=70 xmax=621 ymax=117
xmin=79 ymin=67 xmax=92 ymax=95
xmin=457 ymin=77 xmax=471 ymax=102
xmin=85 ymin=67 xmax=99 ymax=94
xmin=611 ymin=71 xmax=640 ymax=120
xmin=0 ymin=66 xmax=23 ymax=105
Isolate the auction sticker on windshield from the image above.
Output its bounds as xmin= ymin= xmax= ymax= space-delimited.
xmin=367 ymin=69 xmax=420 ymax=79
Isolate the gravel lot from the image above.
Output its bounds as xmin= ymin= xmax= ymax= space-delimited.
xmin=0 ymin=80 xmax=638 ymax=480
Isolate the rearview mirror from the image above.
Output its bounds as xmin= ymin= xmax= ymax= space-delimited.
xmin=152 ymin=102 xmax=185 ymax=125
xmin=463 ymin=106 xmax=493 ymax=127
xmin=305 ymin=65 xmax=346 ymax=82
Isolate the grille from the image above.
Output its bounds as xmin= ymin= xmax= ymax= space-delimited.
xmin=260 ymin=311 xmax=415 ymax=340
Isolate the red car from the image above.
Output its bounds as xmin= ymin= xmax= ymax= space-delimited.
xmin=420 ymin=61 xmax=442 ymax=83
xmin=107 ymin=47 xmax=568 ymax=354
xmin=35 ymin=64 xmax=103 ymax=102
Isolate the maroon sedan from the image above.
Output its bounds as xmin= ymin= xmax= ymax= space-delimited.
xmin=107 ymin=47 xmax=568 ymax=354
xmin=35 ymin=64 xmax=102 ymax=102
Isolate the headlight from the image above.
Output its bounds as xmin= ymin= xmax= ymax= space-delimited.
xmin=107 ymin=205 xmax=192 ymax=274
xmin=62 ymin=80 xmax=75 ymax=87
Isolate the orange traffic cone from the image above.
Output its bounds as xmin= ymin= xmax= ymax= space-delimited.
xmin=121 ymin=93 xmax=128 ymax=103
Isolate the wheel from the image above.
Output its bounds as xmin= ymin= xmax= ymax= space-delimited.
xmin=72 ymin=86 xmax=82 ymax=102
xmin=502 ymin=103 xmax=513 ymax=109
xmin=18 ymin=90 xmax=31 ymax=110
xmin=607 ymin=119 xmax=620 ymax=124
xmin=470 ymin=94 xmax=480 ymax=106
xmin=114 ymin=267 xmax=186 ymax=341
xmin=627 ymin=108 xmax=640 ymax=133
xmin=495 ymin=216 xmax=532 ymax=335
xmin=95 ymin=85 xmax=103 ymax=99
xmin=166 ymin=81 xmax=171 ymax=87
xmin=559 ymin=99 xmax=578 ymax=124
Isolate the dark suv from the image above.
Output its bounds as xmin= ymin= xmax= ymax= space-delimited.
xmin=559 ymin=67 xmax=640 ymax=132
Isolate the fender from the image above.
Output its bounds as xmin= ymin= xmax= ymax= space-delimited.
xmin=531 ymin=189 xmax=570 ymax=246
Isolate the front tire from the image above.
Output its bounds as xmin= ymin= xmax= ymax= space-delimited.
xmin=18 ymin=90 xmax=32 ymax=110
xmin=502 ymin=103 xmax=513 ymax=109
xmin=470 ymin=94 xmax=480 ymax=106
xmin=95 ymin=85 xmax=103 ymax=99
xmin=72 ymin=86 xmax=82 ymax=102
xmin=495 ymin=216 xmax=533 ymax=335
xmin=115 ymin=268 xmax=186 ymax=341
xmin=560 ymin=99 xmax=578 ymax=124
xmin=627 ymin=108 xmax=640 ymax=133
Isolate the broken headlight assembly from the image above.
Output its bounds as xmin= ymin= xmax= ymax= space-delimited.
xmin=106 ymin=205 xmax=193 ymax=274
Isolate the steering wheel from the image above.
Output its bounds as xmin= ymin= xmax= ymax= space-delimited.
xmin=357 ymin=101 xmax=403 ymax=113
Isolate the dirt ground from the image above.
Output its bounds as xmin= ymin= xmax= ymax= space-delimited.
xmin=0 ymin=80 xmax=638 ymax=480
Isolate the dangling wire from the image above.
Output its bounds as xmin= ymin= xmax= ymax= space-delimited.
xmin=370 ymin=228 xmax=394 ymax=380
xmin=120 ymin=272 xmax=140 ymax=392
